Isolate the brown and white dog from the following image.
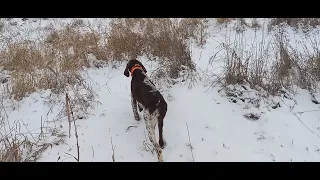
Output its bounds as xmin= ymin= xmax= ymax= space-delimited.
xmin=124 ymin=59 xmax=167 ymax=162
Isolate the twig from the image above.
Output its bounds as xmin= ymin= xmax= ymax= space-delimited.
xmin=66 ymin=93 xmax=71 ymax=138
xmin=91 ymin=146 xmax=95 ymax=162
xmin=185 ymin=122 xmax=194 ymax=162
xmin=20 ymin=119 xmax=37 ymax=143
xmin=222 ymin=142 xmax=230 ymax=149
xmin=64 ymin=152 xmax=78 ymax=162
xmin=66 ymin=93 xmax=80 ymax=162
xmin=72 ymin=115 xmax=80 ymax=162
xmin=39 ymin=116 xmax=44 ymax=141
xmin=280 ymin=98 xmax=320 ymax=139
xmin=24 ymin=143 xmax=51 ymax=162
xmin=126 ymin=125 xmax=137 ymax=132
xmin=295 ymin=109 xmax=320 ymax=114
xmin=110 ymin=137 xmax=116 ymax=162
xmin=271 ymin=153 xmax=275 ymax=161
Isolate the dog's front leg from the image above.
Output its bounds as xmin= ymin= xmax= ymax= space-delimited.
xmin=131 ymin=94 xmax=140 ymax=121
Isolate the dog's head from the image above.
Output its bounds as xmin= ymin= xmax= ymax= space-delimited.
xmin=123 ymin=59 xmax=147 ymax=77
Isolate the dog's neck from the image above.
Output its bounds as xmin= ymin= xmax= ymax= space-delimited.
xmin=130 ymin=64 xmax=143 ymax=77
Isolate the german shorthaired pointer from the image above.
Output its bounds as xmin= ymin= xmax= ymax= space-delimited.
xmin=124 ymin=59 xmax=168 ymax=162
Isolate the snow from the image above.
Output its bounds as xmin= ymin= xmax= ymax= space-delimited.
xmin=1 ymin=18 xmax=320 ymax=162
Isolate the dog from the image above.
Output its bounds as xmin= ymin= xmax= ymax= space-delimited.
xmin=124 ymin=59 xmax=168 ymax=162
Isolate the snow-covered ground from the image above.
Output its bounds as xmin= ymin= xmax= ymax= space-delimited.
xmin=1 ymin=18 xmax=320 ymax=162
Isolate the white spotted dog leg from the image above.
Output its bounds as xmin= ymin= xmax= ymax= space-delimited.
xmin=131 ymin=94 xmax=140 ymax=121
xmin=144 ymin=110 xmax=163 ymax=162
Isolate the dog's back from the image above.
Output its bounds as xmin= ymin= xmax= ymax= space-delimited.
xmin=131 ymin=70 xmax=166 ymax=114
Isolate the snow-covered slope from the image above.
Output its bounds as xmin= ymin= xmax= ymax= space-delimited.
xmin=1 ymin=18 xmax=320 ymax=162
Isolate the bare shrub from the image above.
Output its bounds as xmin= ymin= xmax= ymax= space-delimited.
xmin=222 ymin=31 xmax=249 ymax=85
xmin=0 ymin=115 xmax=66 ymax=162
xmin=268 ymin=29 xmax=320 ymax=94
xmin=220 ymin=20 xmax=320 ymax=97
xmin=290 ymin=33 xmax=320 ymax=91
xmin=224 ymin=49 xmax=249 ymax=85
xmin=269 ymin=31 xmax=294 ymax=92
xmin=248 ymin=39 xmax=270 ymax=89
xmin=220 ymin=26 xmax=296 ymax=95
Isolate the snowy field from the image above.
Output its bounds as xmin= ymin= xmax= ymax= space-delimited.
xmin=1 ymin=18 xmax=320 ymax=162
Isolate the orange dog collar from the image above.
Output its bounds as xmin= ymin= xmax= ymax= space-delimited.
xmin=130 ymin=64 xmax=143 ymax=76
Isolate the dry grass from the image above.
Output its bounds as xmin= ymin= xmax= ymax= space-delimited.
xmin=268 ymin=18 xmax=320 ymax=33
xmin=220 ymin=20 xmax=320 ymax=96
xmin=105 ymin=18 xmax=208 ymax=79
xmin=0 ymin=114 xmax=67 ymax=162
xmin=0 ymin=21 xmax=102 ymax=100
xmin=216 ymin=18 xmax=262 ymax=31
xmin=216 ymin=18 xmax=234 ymax=25
xmin=0 ymin=18 xmax=210 ymax=101
xmin=220 ymin=25 xmax=295 ymax=95
xmin=0 ymin=20 xmax=4 ymax=33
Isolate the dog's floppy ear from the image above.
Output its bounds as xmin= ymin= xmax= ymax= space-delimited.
xmin=124 ymin=66 xmax=130 ymax=77
xmin=138 ymin=61 xmax=147 ymax=73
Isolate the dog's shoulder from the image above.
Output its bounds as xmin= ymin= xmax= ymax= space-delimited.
xmin=141 ymin=72 xmax=158 ymax=92
xmin=132 ymin=71 xmax=159 ymax=95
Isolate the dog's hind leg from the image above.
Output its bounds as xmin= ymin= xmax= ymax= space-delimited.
xmin=144 ymin=110 xmax=163 ymax=162
xmin=158 ymin=117 xmax=165 ymax=149
xmin=131 ymin=94 xmax=140 ymax=121
xmin=158 ymin=100 xmax=167 ymax=149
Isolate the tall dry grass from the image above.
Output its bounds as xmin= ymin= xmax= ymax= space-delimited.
xmin=105 ymin=18 xmax=209 ymax=79
xmin=0 ymin=18 xmax=209 ymax=100
xmin=0 ymin=21 xmax=104 ymax=100
xmin=268 ymin=18 xmax=320 ymax=33
xmin=0 ymin=110 xmax=67 ymax=162
xmin=220 ymin=19 xmax=320 ymax=96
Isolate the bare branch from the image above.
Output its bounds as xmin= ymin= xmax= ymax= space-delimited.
xmin=185 ymin=122 xmax=194 ymax=162
xmin=110 ymin=137 xmax=115 ymax=162
xmin=91 ymin=145 xmax=95 ymax=162
xmin=126 ymin=125 xmax=137 ymax=132
xmin=66 ymin=93 xmax=80 ymax=162
xmin=280 ymin=98 xmax=320 ymax=139
xmin=66 ymin=93 xmax=71 ymax=138
xmin=271 ymin=154 xmax=276 ymax=161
